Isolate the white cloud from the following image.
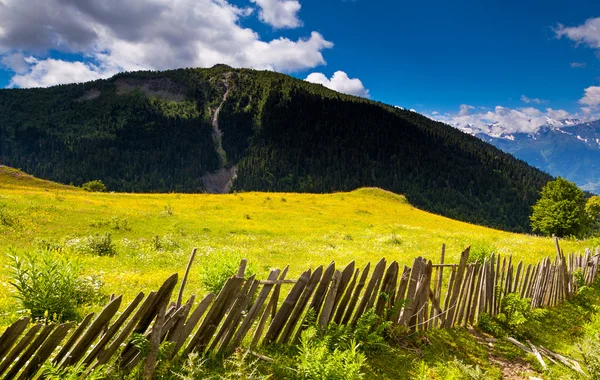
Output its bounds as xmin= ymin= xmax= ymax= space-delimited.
xmin=431 ymin=105 xmax=577 ymax=136
xmin=0 ymin=0 xmax=333 ymax=88
xmin=9 ymin=57 xmax=117 ymax=88
xmin=305 ymin=71 xmax=370 ymax=97
xmin=250 ymin=0 xmax=302 ymax=29
xmin=555 ymin=17 xmax=600 ymax=49
xmin=580 ymin=86 xmax=600 ymax=108
xmin=458 ymin=104 xmax=474 ymax=116
xmin=1 ymin=52 xmax=29 ymax=74
xmin=570 ymin=62 xmax=586 ymax=68
xmin=520 ymin=95 xmax=545 ymax=104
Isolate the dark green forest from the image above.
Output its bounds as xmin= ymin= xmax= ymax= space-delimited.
xmin=0 ymin=65 xmax=552 ymax=232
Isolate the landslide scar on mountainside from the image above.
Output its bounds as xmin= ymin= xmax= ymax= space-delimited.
xmin=201 ymin=72 xmax=237 ymax=194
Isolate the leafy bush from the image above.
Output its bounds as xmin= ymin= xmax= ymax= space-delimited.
xmin=327 ymin=310 xmax=390 ymax=353
xmin=81 ymin=180 xmax=107 ymax=192
xmin=87 ymin=233 xmax=117 ymax=256
xmin=296 ymin=327 xmax=365 ymax=380
xmin=478 ymin=293 xmax=545 ymax=338
xmin=468 ymin=241 xmax=495 ymax=263
xmin=7 ymin=250 xmax=105 ymax=321
xmin=199 ymin=252 xmax=255 ymax=294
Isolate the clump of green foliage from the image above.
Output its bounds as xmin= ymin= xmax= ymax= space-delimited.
xmin=296 ymin=327 xmax=365 ymax=380
xmin=40 ymin=362 xmax=107 ymax=380
xmin=81 ymin=180 xmax=107 ymax=192
xmin=199 ymin=252 xmax=256 ymax=294
xmin=326 ymin=310 xmax=390 ymax=353
xmin=90 ymin=216 xmax=131 ymax=231
xmin=477 ymin=293 xmax=545 ymax=338
xmin=7 ymin=249 xmax=105 ymax=321
xmin=468 ymin=240 xmax=496 ymax=263
xmin=87 ymin=233 xmax=117 ymax=256
xmin=0 ymin=203 xmax=18 ymax=228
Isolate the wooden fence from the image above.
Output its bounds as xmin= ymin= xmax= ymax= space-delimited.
xmin=0 ymin=240 xmax=599 ymax=379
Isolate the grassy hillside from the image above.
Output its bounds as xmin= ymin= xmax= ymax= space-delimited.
xmin=0 ymin=66 xmax=553 ymax=232
xmin=0 ymin=167 xmax=592 ymax=327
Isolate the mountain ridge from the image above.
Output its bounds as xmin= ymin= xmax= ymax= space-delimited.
xmin=465 ymin=120 xmax=600 ymax=194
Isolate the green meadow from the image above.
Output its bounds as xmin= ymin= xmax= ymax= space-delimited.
xmin=0 ymin=165 xmax=594 ymax=327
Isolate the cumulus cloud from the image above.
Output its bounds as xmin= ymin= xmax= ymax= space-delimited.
xmin=431 ymin=105 xmax=577 ymax=136
xmin=0 ymin=0 xmax=333 ymax=88
xmin=555 ymin=17 xmax=600 ymax=49
xmin=305 ymin=71 xmax=370 ymax=97
xmin=250 ymin=0 xmax=302 ymax=29
xmin=520 ymin=95 xmax=545 ymax=104
xmin=580 ymin=86 xmax=600 ymax=108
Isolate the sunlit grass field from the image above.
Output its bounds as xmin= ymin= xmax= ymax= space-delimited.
xmin=0 ymin=165 xmax=595 ymax=327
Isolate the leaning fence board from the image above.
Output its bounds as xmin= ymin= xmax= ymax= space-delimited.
xmin=83 ymin=292 xmax=145 ymax=366
xmin=264 ymin=270 xmax=311 ymax=344
xmin=353 ymin=258 xmax=386 ymax=325
xmin=443 ymin=248 xmax=470 ymax=328
xmin=230 ymin=269 xmax=280 ymax=349
xmin=61 ymin=295 xmax=123 ymax=367
xmin=3 ymin=323 xmax=55 ymax=380
xmin=333 ymin=269 xmax=359 ymax=325
xmin=209 ymin=275 xmax=258 ymax=352
xmin=341 ymin=263 xmax=371 ymax=325
xmin=0 ymin=324 xmax=42 ymax=377
xmin=18 ymin=322 xmax=72 ymax=380
xmin=280 ymin=266 xmax=322 ymax=344
xmin=215 ymin=278 xmax=261 ymax=353
xmin=251 ymin=267 xmax=289 ymax=348
xmin=0 ymin=318 xmax=29 ymax=361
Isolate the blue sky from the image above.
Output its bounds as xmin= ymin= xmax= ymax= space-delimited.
xmin=1 ymin=0 xmax=600 ymax=133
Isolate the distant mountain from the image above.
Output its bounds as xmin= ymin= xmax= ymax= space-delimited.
xmin=0 ymin=66 xmax=553 ymax=232
xmin=468 ymin=120 xmax=600 ymax=194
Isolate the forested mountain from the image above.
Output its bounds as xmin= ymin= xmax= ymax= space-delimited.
xmin=0 ymin=65 xmax=552 ymax=232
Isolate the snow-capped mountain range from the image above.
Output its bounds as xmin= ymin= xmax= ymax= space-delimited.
xmin=456 ymin=119 xmax=600 ymax=194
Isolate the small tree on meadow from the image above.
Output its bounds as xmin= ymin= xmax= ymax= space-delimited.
xmin=586 ymin=195 xmax=600 ymax=235
xmin=530 ymin=177 xmax=587 ymax=238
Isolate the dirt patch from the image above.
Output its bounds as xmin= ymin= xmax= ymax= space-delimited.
xmin=115 ymin=77 xmax=186 ymax=101
xmin=77 ymin=88 xmax=101 ymax=101
xmin=201 ymin=166 xmax=237 ymax=194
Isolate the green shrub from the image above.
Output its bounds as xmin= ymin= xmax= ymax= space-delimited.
xmin=87 ymin=233 xmax=117 ymax=256
xmin=495 ymin=293 xmax=546 ymax=337
xmin=327 ymin=310 xmax=390 ymax=353
xmin=199 ymin=253 xmax=255 ymax=294
xmin=476 ymin=313 xmax=505 ymax=337
xmin=296 ymin=327 xmax=365 ymax=380
xmin=468 ymin=241 xmax=495 ymax=263
xmin=81 ymin=180 xmax=107 ymax=192
xmin=7 ymin=249 xmax=105 ymax=321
